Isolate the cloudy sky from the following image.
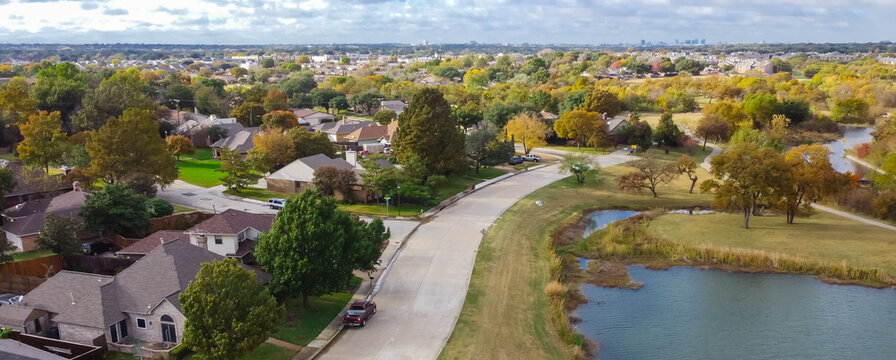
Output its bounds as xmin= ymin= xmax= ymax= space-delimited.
xmin=1 ymin=0 xmax=894 ymax=44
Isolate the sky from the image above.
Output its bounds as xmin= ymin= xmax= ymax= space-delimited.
xmin=0 ymin=0 xmax=894 ymax=45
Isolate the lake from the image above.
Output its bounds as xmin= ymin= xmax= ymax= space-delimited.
xmin=583 ymin=210 xmax=640 ymax=238
xmin=824 ymin=126 xmax=873 ymax=174
xmin=575 ymin=266 xmax=896 ymax=360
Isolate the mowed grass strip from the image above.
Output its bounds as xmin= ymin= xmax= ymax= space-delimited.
xmin=177 ymin=159 xmax=222 ymax=188
xmin=649 ymin=211 xmax=896 ymax=275
xmin=440 ymin=166 xmax=713 ymax=360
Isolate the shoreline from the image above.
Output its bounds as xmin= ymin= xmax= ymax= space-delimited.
xmin=550 ymin=208 xmax=896 ymax=358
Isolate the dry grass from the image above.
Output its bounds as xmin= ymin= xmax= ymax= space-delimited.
xmin=641 ymin=111 xmax=703 ymax=131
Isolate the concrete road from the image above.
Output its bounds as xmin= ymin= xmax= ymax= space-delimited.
xmin=320 ymin=152 xmax=636 ymax=360
xmin=157 ymin=180 xmax=278 ymax=214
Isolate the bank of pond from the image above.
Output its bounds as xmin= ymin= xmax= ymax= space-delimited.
xmin=556 ymin=209 xmax=896 ymax=360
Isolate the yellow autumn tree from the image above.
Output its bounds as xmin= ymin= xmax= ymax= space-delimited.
xmin=504 ymin=113 xmax=548 ymax=155
xmin=17 ymin=111 xmax=66 ymax=173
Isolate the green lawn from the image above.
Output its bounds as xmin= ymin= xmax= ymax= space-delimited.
xmin=441 ymin=165 xmax=713 ymax=360
xmin=224 ymin=187 xmax=291 ymax=202
xmin=11 ymin=249 xmax=56 ymax=262
xmin=649 ymin=211 xmax=896 ymax=275
xmin=172 ymin=204 xmax=198 ymax=214
xmin=273 ymin=276 xmax=361 ymax=346
xmin=103 ymin=351 xmax=137 ymax=360
xmin=238 ymin=343 xmax=298 ymax=360
xmin=0 ymin=153 xmax=17 ymax=161
xmin=176 ymin=159 xmax=222 ymax=188
xmin=187 ymin=148 xmax=214 ymax=161
xmin=637 ymin=145 xmax=713 ymax=164
xmin=544 ymin=145 xmax=612 ymax=154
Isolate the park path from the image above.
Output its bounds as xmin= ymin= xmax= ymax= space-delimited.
xmin=318 ymin=150 xmax=636 ymax=360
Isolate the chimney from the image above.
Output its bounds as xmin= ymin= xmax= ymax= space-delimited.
xmin=345 ymin=150 xmax=358 ymax=167
xmin=72 ymin=181 xmax=81 ymax=192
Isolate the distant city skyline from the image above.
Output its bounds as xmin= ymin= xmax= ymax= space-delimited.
xmin=1 ymin=0 xmax=894 ymax=45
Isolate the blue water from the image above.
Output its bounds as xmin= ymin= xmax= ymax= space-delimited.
xmin=583 ymin=210 xmax=640 ymax=238
xmin=823 ymin=126 xmax=873 ymax=175
xmin=576 ymin=265 xmax=896 ymax=360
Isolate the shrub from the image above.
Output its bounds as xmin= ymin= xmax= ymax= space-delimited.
xmin=145 ymin=198 xmax=174 ymax=218
xmin=543 ymin=281 xmax=567 ymax=299
xmin=871 ymin=189 xmax=896 ymax=221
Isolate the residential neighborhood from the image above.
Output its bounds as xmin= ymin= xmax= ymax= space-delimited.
xmin=1 ymin=2 xmax=896 ymax=359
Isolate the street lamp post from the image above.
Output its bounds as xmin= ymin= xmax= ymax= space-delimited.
xmin=397 ymin=185 xmax=401 ymax=217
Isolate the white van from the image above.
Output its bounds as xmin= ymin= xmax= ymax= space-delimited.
xmin=268 ymin=198 xmax=286 ymax=209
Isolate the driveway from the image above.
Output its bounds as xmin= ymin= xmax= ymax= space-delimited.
xmin=157 ymin=180 xmax=278 ymax=214
xmin=319 ymin=152 xmax=636 ymax=360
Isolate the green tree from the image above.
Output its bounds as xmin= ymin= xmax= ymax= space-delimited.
xmin=277 ymin=72 xmax=317 ymax=98
xmin=260 ymin=58 xmax=276 ymax=68
xmin=483 ymin=102 xmax=526 ymax=128
xmin=741 ymin=93 xmax=778 ymax=128
xmin=181 ymin=258 xmax=282 ymax=360
xmin=261 ymin=110 xmax=299 ymax=130
xmin=217 ymin=147 xmax=262 ymax=193
xmin=465 ymin=127 xmax=513 ymax=174
xmin=35 ymin=214 xmax=82 ymax=256
xmin=463 ymin=68 xmax=488 ymax=89
xmin=287 ymin=127 xmax=335 ymax=158
xmin=614 ymin=116 xmax=653 ymax=150
xmin=831 ymin=98 xmax=871 ymax=124
xmin=675 ymin=155 xmax=699 ymax=194
xmin=310 ymin=88 xmax=343 ymax=113
xmin=559 ymin=152 xmax=598 ymax=184
xmin=393 ymin=88 xmax=467 ymax=176
xmin=312 ymin=166 xmax=357 ymax=198
xmin=17 ymin=111 xmax=66 ymax=173
xmin=653 ymin=112 xmax=683 ymax=147
xmin=559 ymin=89 xmax=589 ymax=114
xmin=0 ymin=77 xmax=37 ymax=129
xmin=701 ymin=143 xmax=782 ymax=229
xmin=0 ymin=167 xmax=16 ymax=263
xmin=145 ymin=197 xmax=174 ymax=218
xmin=207 ymin=125 xmax=229 ymax=143
xmin=195 ymin=86 xmax=229 ymax=116
xmin=74 ymin=69 xmax=158 ymax=131
xmin=580 ymin=88 xmax=621 ymax=117
xmin=263 ymin=89 xmax=289 ymax=112
xmin=349 ymin=91 xmax=384 ymax=115
xmin=553 ymin=110 xmax=606 ymax=149
xmin=451 ymin=105 xmax=482 ymax=130
xmin=231 ymin=102 xmax=265 ymax=127
xmin=373 ymin=109 xmax=397 ymax=125
xmin=80 ymin=183 xmax=150 ymax=237
xmin=165 ymin=135 xmax=195 ymax=161
xmin=255 ymin=190 xmax=389 ymax=307
xmin=329 ymin=95 xmax=350 ymax=114
xmin=86 ymin=109 xmax=177 ymax=185
xmin=247 ymin=131 xmax=296 ymax=173
xmin=31 ymin=63 xmax=86 ymax=122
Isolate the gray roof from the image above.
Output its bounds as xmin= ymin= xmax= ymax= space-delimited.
xmin=17 ymin=239 xmax=270 ymax=329
xmin=3 ymin=190 xmax=87 ymax=236
xmin=316 ymin=120 xmax=377 ymax=135
xmin=297 ymin=154 xmax=354 ymax=171
xmin=380 ymin=100 xmax=408 ymax=115
xmin=186 ymin=209 xmax=274 ymax=235
xmin=607 ymin=118 xmax=627 ymax=134
xmin=0 ymin=339 xmax=68 ymax=360
xmin=210 ymin=127 xmax=259 ymax=154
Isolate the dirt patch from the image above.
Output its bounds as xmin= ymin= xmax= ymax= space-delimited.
xmin=582 ymin=259 xmax=643 ymax=290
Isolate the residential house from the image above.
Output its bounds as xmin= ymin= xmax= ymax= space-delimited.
xmin=2 ymin=186 xmax=86 ymax=253
xmin=292 ymin=109 xmax=336 ymax=127
xmin=210 ymin=126 xmax=259 ymax=158
xmin=0 ymin=240 xmax=270 ymax=357
xmin=315 ymin=119 xmax=378 ymax=142
xmin=266 ymin=153 xmax=364 ymax=200
xmin=343 ymin=121 xmax=398 ymax=152
xmin=1 ymin=160 xmax=72 ymax=209
xmin=379 ymin=100 xmax=408 ymax=116
xmin=184 ymin=209 xmax=274 ymax=261
xmin=606 ymin=117 xmax=628 ymax=135
xmin=540 ymin=111 xmax=559 ymax=122
xmin=116 ymin=230 xmax=185 ymax=261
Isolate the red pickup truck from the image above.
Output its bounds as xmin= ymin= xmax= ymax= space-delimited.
xmin=342 ymin=300 xmax=377 ymax=327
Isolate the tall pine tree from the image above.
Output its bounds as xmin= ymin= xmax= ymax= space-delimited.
xmin=392 ymin=88 xmax=467 ymax=176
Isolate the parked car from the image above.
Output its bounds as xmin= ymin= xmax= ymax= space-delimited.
xmin=0 ymin=293 xmax=22 ymax=305
xmin=521 ymin=154 xmax=541 ymax=162
xmin=509 ymin=156 xmax=524 ymax=165
xmin=342 ymin=300 xmax=377 ymax=327
xmin=268 ymin=198 xmax=286 ymax=209
xmin=82 ymin=241 xmax=114 ymax=256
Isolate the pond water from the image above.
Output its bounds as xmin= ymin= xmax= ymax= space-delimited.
xmin=824 ymin=126 xmax=873 ymax=175
xmin=575 ymin=265 xmax=896 ymax=360
xmin=583 ymin=210 xmax=640 ymax=238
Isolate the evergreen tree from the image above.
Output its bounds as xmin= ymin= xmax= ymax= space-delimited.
xmin=392 ymin=88 xmax=467 ymax=176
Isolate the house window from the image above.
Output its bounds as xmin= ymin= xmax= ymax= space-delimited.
xmin=109 ymin=324 xmax=119 ymax=343
xmin=214 ymin=236 xmax=222 ymax=245
xmin=33 ymin=318 xmax=41 ymax=333
xmin=238 ymin=231 xmax=245 ymax=241
xmin=136 ymin=318 xmax=147 ymax=329
xmin=118 ymin=319 xmax=128 ymax=339
xmin=161 ymin=315 xmax=177 ymax=343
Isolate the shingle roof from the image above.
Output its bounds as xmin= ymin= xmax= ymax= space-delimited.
xmin=297 ymin=154 xmax=354 ymax=171
xmin=186 ymin=209 xmax=274 ymax=235
xmin=2 ymin=161 xmax=70 ymax=198
xmin=117 ymin=230 xmax=185 ymax=255
xmin=210 ymin=127 xmax=259 ymax=154
xmin=17 ymin=271 xmax=113 ymax=317
xmin=0 ymin=305 xmax=44 ymax=327
xmin=0 ymin=339 xmax=68 ymax=360
xmin=2 ymin=190 xmax=87 ymax=236
xmin=292 ymin=108 xmax=318 ymax=118
xmin=380 ymin=100 xmax=408 ymax=115
xmin=344 ymin=124 xmax=388 ymax=142
xmin=319 ymin=120 xmax=377 ymax=135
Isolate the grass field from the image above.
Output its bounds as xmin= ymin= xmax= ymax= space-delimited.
xmin=11 ymin=249 xmax=56 ymax=262
xmin=638 ymin=145 xmax=714 ymax=164
xmin=172 ymin=204 xmax=198 ymax=213
xmin=176 ymin=149 xmax=222 ymax=188
xmin=238 ymin=343 xmax=298 ymax=360
xmin=544 ymin=145 xmax=613 ymax=154
xmin=641 ymin=111 xmax=703 ymax=131
xmin=440 ymin=165 xmax=713 ymax=360
xmin=649 ymin=211 xmax=896 ymax=275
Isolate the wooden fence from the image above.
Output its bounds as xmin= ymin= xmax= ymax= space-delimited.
xmin=0 ymin=273 xmax=46 ymax=294
xmin=0 ymin=255 xmax=63 ymax=277
xmin=9 ymin=332 xmax=105 ymax=360
xmin=149 ymin=211 xmax=213 ymax=232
